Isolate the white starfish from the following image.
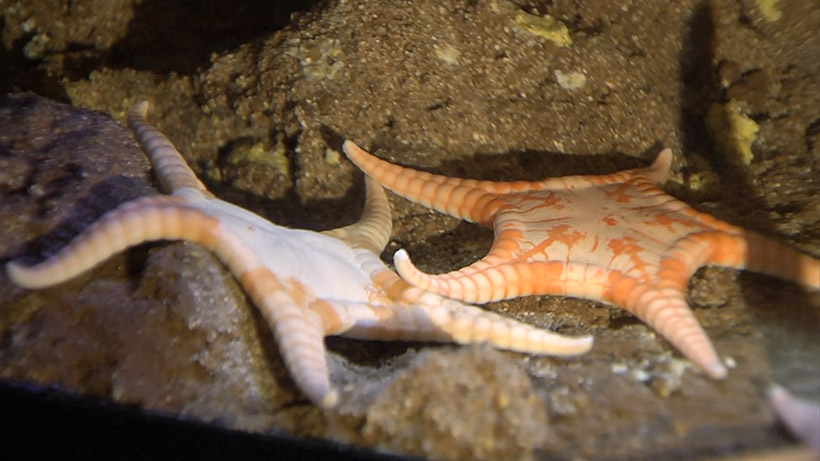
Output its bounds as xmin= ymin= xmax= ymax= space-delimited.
xmin=6 ymin=102 xmax=593 ymax=408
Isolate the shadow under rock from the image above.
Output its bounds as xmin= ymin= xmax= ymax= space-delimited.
xmin=0 ymin=19 xmax=70 ymax=101
xmin=0 ymin=379 xmax=404 ymax=460
xmin=1 ymin=175 xmax=159 ymax=283
xmin=202 ymin=170 xmax=368 ymax=234
xmin=679 ymin=2 xmax=820 ymax=389
xmin=99 ymin=0 xmax=324 ymax=76
xmin=678 ymin=1 xmax=719 ymax=163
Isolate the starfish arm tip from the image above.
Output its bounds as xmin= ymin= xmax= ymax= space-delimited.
xmin=393 ymin=248 xmax=426 ymax=286
xmin=6 ymin=259 xmax=57 ymax=290
xmin=319 ymin=389 xmax=339 ymax=409
xmin=769 ymin=383 xmax=787 ymax=401
xmin=5 ymin=260 xmax=28 ymax=287
xmin=547 ymin=333 xmax=594 ymax=356
xmin=645 ymin=147 xmax=673 ymax=184
xmin=342 ymin=140 xmax=364 ymax=160
xmin=704 ymin=361 xmax=728 ymax=380
xmin=132 ymin=100 xmax=149 ymax=117
xmin=578 ymin=335 xmax=595 ymax=350
xmin=525 ymin=333 xmax=594 ymax=356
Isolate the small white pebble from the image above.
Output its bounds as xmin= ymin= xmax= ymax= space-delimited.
xmin=610 ymin=362 xmax=629 ymax=374
xmin=555 ymin=70 xmax=587 ymax=90
xmin=631 ymin=369 xmax=651 ymax=382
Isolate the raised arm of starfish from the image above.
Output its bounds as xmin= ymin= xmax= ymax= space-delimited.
xmin=5 ymin=103 xmax=592 ymax=409
xmin=342 ymin=141 xmax=820 ymax=380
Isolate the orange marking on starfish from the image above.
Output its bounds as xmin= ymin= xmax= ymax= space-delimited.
xmin=645 ymin=212 xmax=698 ymax=233
xmin=655 ymin=258 xmax=691 ymax=291
xmin=607 ymin=235 xmax=650 ymax=274
xmin=529 ymin=261 xmax=567 ymax=294
xmin=308 ymin=299 xmax=344 ymax=335
xmin=526 ymin=190 xmax=563 ymax=208
xmin=240 ymin=267 xmax=285 ymax=300
xmin=605 ymin=271 xmax=638 ymax=307
xmin=519 ymin=224 xmax=585 ymax=262
xmin=603 ymin=182 xmax=637 ymax=203
xmin=344 ymin=140 xmax=820 ymax=380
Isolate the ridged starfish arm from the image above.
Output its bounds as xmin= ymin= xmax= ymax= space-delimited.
xmin=238 ymin=267 xmax=340 ymax=409
xmin=621 ymin=147 xmax=672 ymax=185
xmin=321 ymin=176 xmax=392 ymax=254
xmin=335 ymin=251 xmax=593 ymax=355
xmin=6 ymin=201 xmax=340 ymax=408
xmin=658 ymin=210 xmax=820 ymax=291
xmin=9 ymin=101 xmax=236 ymax=289
xmin=336 ymin=298 xmax=594 ymax=356
xmin=606 ymin=232 xmax=730 ymax=378
xmin=395 ymin=251 xmax=603 ymax=304
xmin=127 ymin=102 xmax=211 ymax=197
xmin=7 ymin=197 xmax=210 ymax=289
xmin=344 ymin=140 xmax=519 ymax=225
xmin=737 ymin=232 xmax=820 ymax=290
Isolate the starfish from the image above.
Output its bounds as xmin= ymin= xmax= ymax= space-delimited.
xmin=342 ymin=141 xmax=820 ymax=380
xmin=5 ymin=102 xmax=593 ymax=409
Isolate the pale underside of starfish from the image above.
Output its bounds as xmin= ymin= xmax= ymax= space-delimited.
xmin=5 ymin=103 xmax=592 ymax=409
xmin=343 ymin=140 xmax=820 ymax=380
xmin=768 ymin=385 xmax=820 ymax=454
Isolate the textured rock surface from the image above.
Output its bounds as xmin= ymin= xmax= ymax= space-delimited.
xmin=362 ymin=345 xmax=550 ymax=461
xmin=1 ymin=0 xmax=819 ymax=459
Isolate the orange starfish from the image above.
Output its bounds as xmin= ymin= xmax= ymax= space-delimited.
xmin=343 ymin=141 xmax=820 ymax=379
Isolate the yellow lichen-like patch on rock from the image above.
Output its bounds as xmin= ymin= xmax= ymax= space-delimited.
xmin=222 ymin=135 xmax=290 ymax=177
xmin=756 ymin=0 xmax=782 ymax=22
xmin=513 ymin=12 xmax=572 ymax=47
xmin=706 ymin=101 xmax=759 ymax=166
xmin=287 ymin=37 xmax=344 ymax=80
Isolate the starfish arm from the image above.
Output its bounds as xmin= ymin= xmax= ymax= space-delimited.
xmin=335 ymin=295 xmax=594 ymax=356
xmin=602 ymin=233 xmax=735 ymax=378
xmin=394 ymin=246 xmax=612 ymax=304
xmin=6 ymin=196 xmax=213 ymax=289
xmin=127 ymin=102 xmax=212 ymax=198
xmin=344 ymin=142 xmax=675 ymax=224
xmin=238 ymin=267 xmax=338 ymax=409
xmin=335 ymin=255 xmax=593 ymax=355
xmin=394 ymin=230 xmax=729 ymax=376
xmin=321 ymin=176 xmax=393 ymax=254
xmin=669 ymin=229 xmax=820 ymax=290
xmin=560 ymin=148 xmax=674 ymax=189
xmin=736 ymin=232 xmax=820 ymax=290
xmin=344 ymin=250 xmax=593 ymax=354
xmin=641 ymin=148 xmax=673 ymax=185
xmin=617 ymin=277 xmax=725 ymax=379
xmin=343 ymin=140 xmax=517 ymax=225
